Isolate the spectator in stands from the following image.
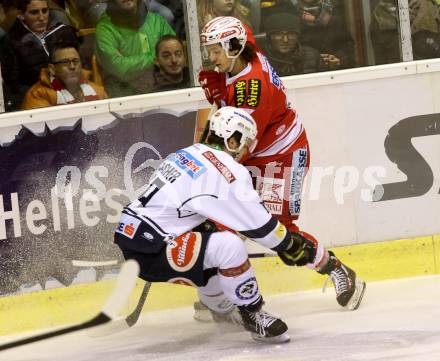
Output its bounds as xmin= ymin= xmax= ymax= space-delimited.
xmin=21 ymin=41 xmax=107 ymax=109
xmin=74 ymin=0 xmax=173 ymax=28
xmin=371 ymin=0 xmax=440 ymax=63
xmin=0 ymin=0 xmax=78 ymax=111
xmin=153 ymin=0 xmax=186 ymax=39
xmin=0 ymin=2 xmax=17 ymax=39
xmin=0 ymin=4 xmax=6 ymax=36
xmin=409 ymin=0 xmax=440 ymax=59
xmin=262 ymin=12 xmax=323 ymax=76
xmin=370 ymin=0 xmax=400 ymax=65
xmin=298 ymin=0 xmax=355 ymax=70
xmin=146 ymin=34 xmax=189 ymax=92
xmin=197 ymin=0 xmax=251 ymax=29
xmin=48 ymin=0 xmax=72 ymax=25
xmin=95 ymin=0 xmax=175 ymax=97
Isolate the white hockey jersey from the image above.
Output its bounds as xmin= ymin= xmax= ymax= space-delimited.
xmin=118 ymin=143 xmax=291 ymax=251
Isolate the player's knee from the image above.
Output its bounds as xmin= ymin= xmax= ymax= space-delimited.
xmin=207 ymin=232 xmax=247 ymax=269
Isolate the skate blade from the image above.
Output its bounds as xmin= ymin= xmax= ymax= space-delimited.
xmin=251 ymin=332 xmax=291 ymax=344
xmin=346 ymin=278 xmax=366 ymax=311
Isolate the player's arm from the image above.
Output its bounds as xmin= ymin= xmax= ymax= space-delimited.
xmin=186 ymin=169 xmax=314 ymax=266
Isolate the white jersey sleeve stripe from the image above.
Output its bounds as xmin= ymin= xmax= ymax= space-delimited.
xmin=253 ymin=121 xmax=304 ymax=158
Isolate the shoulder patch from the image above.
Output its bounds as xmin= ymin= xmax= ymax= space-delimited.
xmin=234 ymin=80 xmax=247 ymax=107
xmin=202 ymin=151 xmax=236 ymax=183
xmin=247 ymin=79 xmax=261 ymax=107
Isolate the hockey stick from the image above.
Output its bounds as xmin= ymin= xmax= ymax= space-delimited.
xmin=249 ymin=252 xmax=277 ymax=259
xmin=89 ymin=279 xmax=152 ymax=337
xmin=0 ymin=260 xmax=140 ymax=351
xmin=125 ymin=280 xmax=151 ymax=326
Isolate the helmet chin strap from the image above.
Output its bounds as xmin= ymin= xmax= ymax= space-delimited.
xmin=227 ymin=56 xmax=238 ymax=73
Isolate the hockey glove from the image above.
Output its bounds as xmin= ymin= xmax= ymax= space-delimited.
xmin=199 ymin=70 xmax=227 ymax=106
xmin=277 ymin=232 xmax=316 ymax=266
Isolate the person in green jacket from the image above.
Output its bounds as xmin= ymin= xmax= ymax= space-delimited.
xmin=95 ymin=0 xmax=176 ymax=97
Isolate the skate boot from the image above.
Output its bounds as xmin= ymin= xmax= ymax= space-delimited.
xmin=193 ymin=300 xmax=243 ymax=326
xmin=238 ymin=297 xmax=290 ymax=343
xmin=319 ymin=251 xmax=366 ymax=310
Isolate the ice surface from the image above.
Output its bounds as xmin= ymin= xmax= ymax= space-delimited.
xmin=1 ymin=275 xmax=440 ymax=361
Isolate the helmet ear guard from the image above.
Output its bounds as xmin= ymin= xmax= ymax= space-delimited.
xmin=208 ymin=106 xmax=258 ymax=156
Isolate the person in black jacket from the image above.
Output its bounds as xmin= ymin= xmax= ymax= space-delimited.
xmin=262 ymin=12 xmax=324 ymax=76
xmin=299 ymin=0 xmax=355 ymax=70
xmin=0 ymin=0 xmax=77 ymax=111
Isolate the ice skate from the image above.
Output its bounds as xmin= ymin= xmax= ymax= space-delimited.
xmin=320 ymin=251 xmax=366 ymax=310
xmin=238 ymin=297 xmax=290 ymax=343
xmin=193 ymin=301 xmax=243 ymax=326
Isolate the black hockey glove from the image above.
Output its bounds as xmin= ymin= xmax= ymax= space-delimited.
xmin=277 ymin=233 xmax=316 ymax=266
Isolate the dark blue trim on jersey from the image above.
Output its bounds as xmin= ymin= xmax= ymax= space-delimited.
xmin=123 ymin=207 xmax=167 ymax=236
xmin=240 ymin=217 xmax=278 ymax=239
xmin=177 ymin=194 xmax=218 ymax=218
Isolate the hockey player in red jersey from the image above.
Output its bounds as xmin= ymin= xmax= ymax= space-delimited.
xmin=198 ymin=16 xmax=366 ymax=312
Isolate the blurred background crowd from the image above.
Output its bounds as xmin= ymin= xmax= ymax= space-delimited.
xmin=0 ymin=0 xmax=439 ymax=112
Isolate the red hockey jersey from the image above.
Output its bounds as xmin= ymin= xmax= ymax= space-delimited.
xmin=221 ymin=52 xmax=307 ymax=165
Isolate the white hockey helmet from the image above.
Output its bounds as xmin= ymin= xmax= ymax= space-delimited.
xmin=209 ymin=106 xmax=257 ymax=153
xmin=200 ymin=16 xmax=247 ymax=59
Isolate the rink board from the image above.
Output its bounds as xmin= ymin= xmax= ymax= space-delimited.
xmin=0 ymin=234 xmax=438 ymax=336
xmin=0 ymin=60 xmax=439 ymax=337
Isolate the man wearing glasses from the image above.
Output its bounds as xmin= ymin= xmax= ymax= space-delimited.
xmin=262 ymin=12 xmax=323 ymax=77
xmin=22 ymin=41 xmax=107 ymax=109
xmin=0 ymin=0 xmax=77 ymax=111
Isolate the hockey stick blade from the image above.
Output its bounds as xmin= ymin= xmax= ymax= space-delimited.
xmin=0 ymin=259 xmax=140 ymax=352
xmin=89 ymin=280 xmax=152 ymax=337
xmin=126 ymin=280 xmax=151 ymax=326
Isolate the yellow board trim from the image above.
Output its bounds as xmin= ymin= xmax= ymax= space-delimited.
xmin=0 ymin=235 xmax=438 ymax=336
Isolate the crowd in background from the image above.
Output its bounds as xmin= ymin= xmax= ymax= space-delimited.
xmin=0 ymin=0 xmax=440 ymax=112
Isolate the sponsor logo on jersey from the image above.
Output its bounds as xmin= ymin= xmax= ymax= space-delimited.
xmin=141 ymin=231 xmax=154 ymax=241
xmin=167 ymin=277 xmax=197 ymax=287
xmin=234 ymin=80 xmax=247 ymax=107
xmin=246 ymin=79 xmax=261 ymax=107
xmin=269 ymin=63 xmax=281 ymax=88
xmin=256 ymin=177 xmax=285 ymax=215
xmin=166 ymin=232 xmax=202 ymax=272
xmin=202 ymin=151 xmax=236 ymax=183
xmin=257 ymin=52 xmax=269 ymax=73
xmin=173 ymin=150 xmax=206 ymax=179
xmin=116 ymin=213 xmax=141 ymax=239
xmin=235 ymin=277 xmax=259 ymax=300
xmin=289 ymin=147 xmax=308 ymax=216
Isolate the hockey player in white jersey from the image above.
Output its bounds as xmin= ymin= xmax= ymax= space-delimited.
xmin=114 ymin=106 xmax=364 ymax=343
xmin=115 ymin=107 xmax=307 ymax=343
